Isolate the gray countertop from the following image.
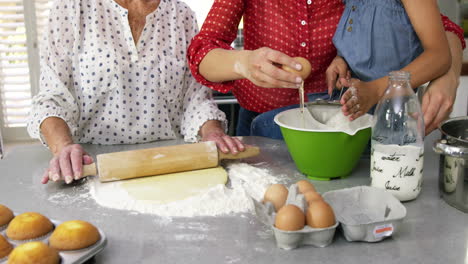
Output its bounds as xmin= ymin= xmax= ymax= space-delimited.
xmin=0 ymin=132 xmax=467 ymax=264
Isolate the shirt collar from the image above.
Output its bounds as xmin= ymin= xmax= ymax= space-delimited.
xmin=106 ymin=0 xmax=164 ymax=19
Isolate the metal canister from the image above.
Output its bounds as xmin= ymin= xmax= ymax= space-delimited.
xmin=433 ymin=116 xmax=468 ymax=213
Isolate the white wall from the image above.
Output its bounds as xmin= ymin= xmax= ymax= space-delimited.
xmin=439 ymin=0 xmax=460 ymax=24
xmin=452 ymin=77 xmax=468 ymax=117
xmin=180 ymin=0 xmax=214 ymax=28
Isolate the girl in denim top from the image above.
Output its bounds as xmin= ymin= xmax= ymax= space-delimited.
xmin=327 ymin=0 xmax=454 ymax=128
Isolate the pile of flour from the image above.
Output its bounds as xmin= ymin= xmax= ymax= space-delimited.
xmin=306 ymin=105 xmax=372 ymax=135
xmin=88 ymin=163 xmax=282 ymax=217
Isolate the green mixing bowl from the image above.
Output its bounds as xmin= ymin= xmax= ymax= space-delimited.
xmin=274 ymin=106 xmax=371 ymax=180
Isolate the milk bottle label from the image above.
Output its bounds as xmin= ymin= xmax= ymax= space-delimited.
xmin=371 ymin=143 xmax=424 ymax=201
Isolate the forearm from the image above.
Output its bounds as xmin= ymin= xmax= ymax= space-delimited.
xmin=402 ymin=47 xmax=451 ymax=89
xmin=395 ymin=0 xmax=452 ymax=89
xmin=445 ymin=31 xmax=463 ymax=81
xmin=368 ymin=45 xmax=451 ymax=96
xmin=199 ymin=49 xmax=252 ymax=83
xmin=40 ymin=117 xmax=74 ymax=155
xmin=419 ymin=31 xmax=463 ymax=134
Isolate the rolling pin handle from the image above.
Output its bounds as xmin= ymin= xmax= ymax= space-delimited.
xmin=83 ymin=163 xmax=97 ymax=177
xmin=218 ymin=145 xmax=260 ymax=160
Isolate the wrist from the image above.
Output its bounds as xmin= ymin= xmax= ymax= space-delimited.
xmin=443 ymin=69 xmax=459 ymax=88
xmin=234 ymin=50 xmax=252 ymax=79
xmin=199 ymin=120 xmax=223 ymax=139
xmin=50 ymin=139 xmax=74 ymax=156
xmin=370 ymin=77 xmax=388 ymax=97
xmin=427 ymin=70 xmax=459 ymax=97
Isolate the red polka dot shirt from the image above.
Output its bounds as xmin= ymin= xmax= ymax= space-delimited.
xmin=188 ymin=0 xmax=465 ymax=113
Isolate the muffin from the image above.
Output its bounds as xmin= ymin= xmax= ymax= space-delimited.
xmin=7 ymin=241 xmax=59 ymax=264
xmin=49 ymin=220 xmax=100 ymax=250
xmin=0 ymin=204 xmax=14 ymax=227
xmin=0 ymin=235 xmax=13 ymax=259
xmin=6 ymin=212 xmax=54 ymax=241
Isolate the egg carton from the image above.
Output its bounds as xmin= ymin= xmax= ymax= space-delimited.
xmin=0 ymin=214 xmax=107 ymax=264
xmin=255 ymin=184 xmax=338 ymax=250
xmin=322 ymin=186 xmax=407 ymax=242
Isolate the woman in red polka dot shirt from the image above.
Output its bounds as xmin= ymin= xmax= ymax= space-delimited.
xmin=187 ymin=0 xmax=465 ymax=139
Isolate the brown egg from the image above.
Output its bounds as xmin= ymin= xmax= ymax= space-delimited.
xmin=281 ymin=57 xmax=312 ymax=80
xmin=275 ymin=204 xmax=305 ymax=231
xmin=306 ymin=200 xmax=336 ymax=228
xmin=263 ymin=184 xmax=288 ymax=212
xmin=303 ymin=190 xmax=323 ymax=204
xmin=296 ymin=180 xmax=316 ymax=194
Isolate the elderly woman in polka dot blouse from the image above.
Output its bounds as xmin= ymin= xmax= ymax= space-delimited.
xmin=27 ymin=0 xmax=245 ymax=184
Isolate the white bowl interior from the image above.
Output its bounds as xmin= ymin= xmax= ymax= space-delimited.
xmin=274 ymin=106 xmax=372 ymax=136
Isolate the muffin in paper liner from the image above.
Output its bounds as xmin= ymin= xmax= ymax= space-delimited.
xmin=6 ymin=231 xmax=53 ymax=247
xmin=49 ymin=220 xmax=101 ymax=251
xmin=0 ymin=213 xmax=107 ymax=264
xmin=6 ymin=212 xmax=54 ymax=242
xmin=0 ymin=235 xmax=13 ymax=261
xmin=6 ymin=241 xmax=60 ymax=264
xmin=0 ymin=205 xmax=14 ymax=232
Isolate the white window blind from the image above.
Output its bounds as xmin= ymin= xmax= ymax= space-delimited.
xmin=0 ymin=0 xmax=51 ymax=141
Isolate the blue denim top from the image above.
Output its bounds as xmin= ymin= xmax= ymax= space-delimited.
xmin=332 ymin=0 xmax=423 ymax=82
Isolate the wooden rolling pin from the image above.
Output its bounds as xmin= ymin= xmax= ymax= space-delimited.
xmin=82 ymin=141 xmax=260 ymax=182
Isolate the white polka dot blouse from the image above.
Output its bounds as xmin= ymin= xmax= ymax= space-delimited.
xmin=27 ymin=0 xmax=226 ymax=145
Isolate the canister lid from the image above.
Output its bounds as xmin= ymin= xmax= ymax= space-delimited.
xmin=439 ymin=116 xmax=468 ymax=145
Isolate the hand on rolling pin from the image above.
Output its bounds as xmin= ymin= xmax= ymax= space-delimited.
xmin=235 ymin=47 xmax=307 ymax=88
xmin=42 ymin=144 xmax=94 ymax=184
xmin=199 ymin=120 xmax=245 ymax=154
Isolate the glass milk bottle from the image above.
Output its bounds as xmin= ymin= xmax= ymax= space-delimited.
xmin=370 ymin=71 xmax=425 ymax=201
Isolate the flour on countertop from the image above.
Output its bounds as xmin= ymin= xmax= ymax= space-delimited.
xmin=88 ymin=163 xmax=282 ymax=217
xmin=48 ymin=192 xmax=90 ymax=205
xmin=47 ymin=185 xmax=91 ymax=206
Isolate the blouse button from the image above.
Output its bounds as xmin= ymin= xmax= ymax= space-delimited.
xmin=301 ymin=20 xmax=307 ymax=26
xmin=351 ymin=6 xmax=356 ymax=11
xmin=307 ymin=0 xmax=312 ymax=4
xmin=301 ymin=42 xmax=306 ymax=47
xmin=347 ymin=26 xmax=353 ymax=32
xmin=349 ymin=19 xmax=353 ymax=24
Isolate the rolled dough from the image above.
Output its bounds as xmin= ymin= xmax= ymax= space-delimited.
xmin=120 ymin=166 xmax=228 ymax=204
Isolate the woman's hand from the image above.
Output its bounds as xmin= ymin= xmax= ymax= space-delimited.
xmin=40 ymin=117 xmax=94 ymax=184
xmin=419 ymin=30 xmax=463 ymax=135
xmin=340 ymin=78 xmax=382 ymax=121
xmin=235 ymin=47 xmax=304 ymax=89
xmin=199 ymin=120 xmax=245 ymax=154
xmin=326 ymin=56 xmax=351 ymax=94
xmin=42 ymin=144 xmax=94 ymax=184
xmin=422 ymin=70 xmax=458 ymax=135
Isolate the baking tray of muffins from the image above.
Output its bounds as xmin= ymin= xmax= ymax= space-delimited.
xmin=0 ymin=204 xmax=107 ymax=264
